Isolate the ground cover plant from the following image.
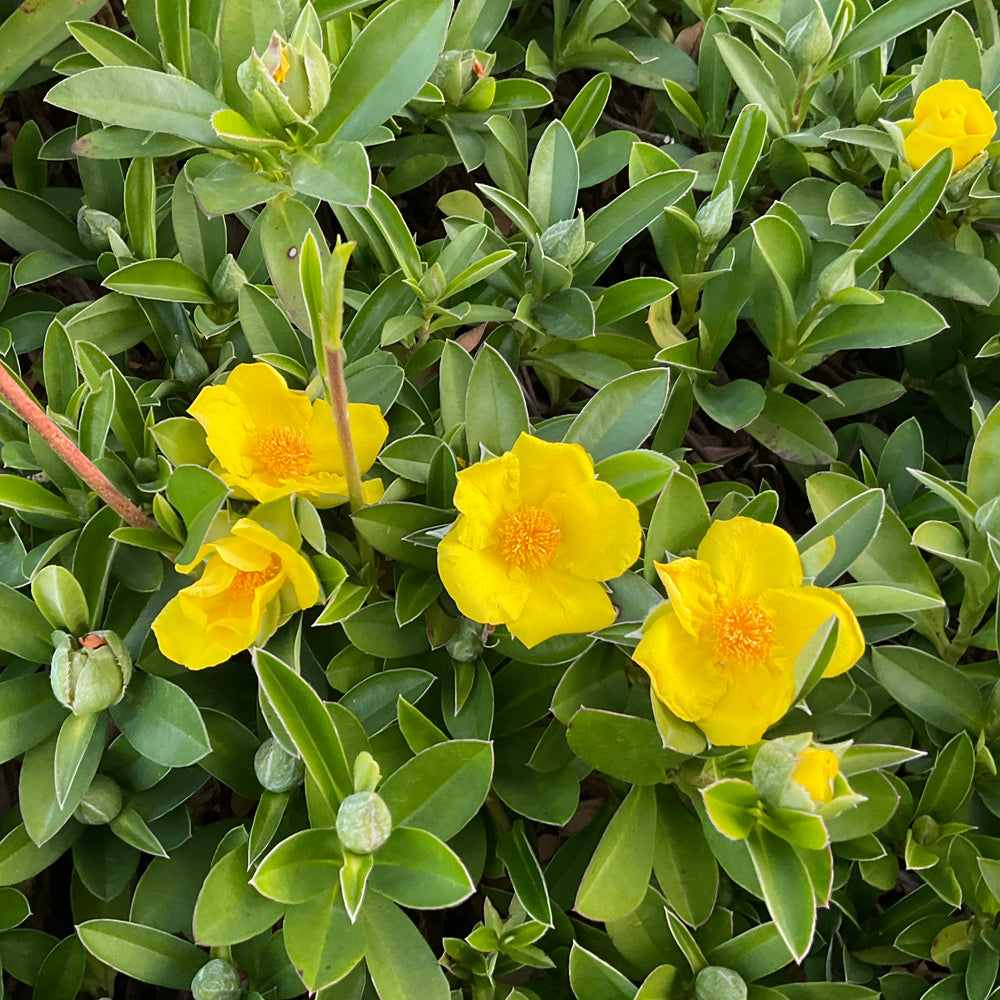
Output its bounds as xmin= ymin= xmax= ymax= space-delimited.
xmin=1 ymin=0 xmax=1000 ymax=997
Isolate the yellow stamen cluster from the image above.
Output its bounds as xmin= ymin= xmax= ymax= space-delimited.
xmin=711 ymin=599 xmax=774 ymax=667
xmin=500 ymin=506 xmax=561 ymax=568
xmin=229 ymin=555 xmax=282 ymax=599
xmin=256 ymin=427 xmax=313 ymax=478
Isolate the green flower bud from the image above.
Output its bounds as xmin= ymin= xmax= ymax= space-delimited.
xmin=211 ymin=254 xmax=248 ymax=305
xmin=695 ymin=966 xmax=747 ymax=1000
xmin=539 ymin=211 xmax=589 ymax=268
xmin=694 ymin=184 xmax=734 ymax=247
xmin=77 ymin=206 xmax=122 ymax=253
xmin=446 ymin=617 xmax=484 ymax=663
xmin=912 ymin=814 xmax=941 ymax=845
xmin=418 ymin=262 xmax=448 ymax=303
xmin=254 ymin=738 xmax=305 ymax=793
xmin=336 ymin=791 xmax=392 ymax=854
xmin=785 ymin=0 xmax=833 ymax=69
xmin=73 ymin=775 xmax=123 ymax=825
xmin=51 ymin=631 xmax=132 ymax=716
xmin=173 ymin=341 xmax=211 ymax=387
xmin=191 ymin=959 xmax=242 ymax=1000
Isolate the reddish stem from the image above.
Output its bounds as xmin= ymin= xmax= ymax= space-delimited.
xmin=0 ymin=363 xmax=156 ymax=530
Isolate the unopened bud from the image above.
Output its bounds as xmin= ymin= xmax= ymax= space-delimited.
xmin=539 ymin=211 xmax=589 ymax=268
xmin=446 ymin=617 xmax=484 ymax=663
xmin=695 ymin=966 xmax=747 ymax=1000
xmin=254 ymin=738 xmax=305 ymax=793
xmin=211 ymin=254 xmax=248 ymax=304
xmin=785 ymin=0 xmax=833 ymax=69
xmin=73 ymin=775 xmax=123 ymax=825
xmin=77 ymin=207 xmax=122 ymax=253
xmin=336 ymin=791 xmax=392 ymax=854
xmin=191 ymin=959 xmax=242 ymax=1000
xmin=51 ymin=631 xmax=132 ymax=716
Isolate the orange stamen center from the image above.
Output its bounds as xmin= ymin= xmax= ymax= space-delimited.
xmin=273 ymin=47 xmax=291 ymax=84
xmin=229 ymin=555 xmax=281 ymax=599
xmin=711 ymin=599 xmax=774 ymax=667
xmin=256 ymin=427 xmax=312 ymax=479
xmin=500 ymin=506 xmax=561 ymax=568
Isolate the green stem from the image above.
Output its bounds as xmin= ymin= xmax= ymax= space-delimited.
xmin=0 ymin=362 xmax=156 ymax=530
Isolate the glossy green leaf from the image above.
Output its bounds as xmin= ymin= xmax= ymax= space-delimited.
xmin=76 ymin=919 xmax=206 ymax=989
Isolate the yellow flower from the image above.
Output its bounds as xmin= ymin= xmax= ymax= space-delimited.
xmin=792 ymin=748 xmax=839 ymax=805
xmin=152 ymin=519 xmax=319 ymax=670
xmin=633 ymin=517 xmax=864 ymax=747
xmin=903 ymin=79 xmax=996 ymax=173
xmin=437 ymin=433 xmax=641 ymax=648
xmin=188 ymin=363 xmax=387 ymax=508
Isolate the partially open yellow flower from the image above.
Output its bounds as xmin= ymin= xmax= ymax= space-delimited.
xmin=792 ymin=748 xmax=839 ymax=805
xmin=188 ymin=363 xmax=387 ymax=507
xmin=903 ymin=79 xmax=996 ymax=173
xmin=273 ymin=45 xmax=291 ymax=84
xmin=152 ymin=519 xmax=319 ymax=670
xmin=633 ymin=517 xmax=864 ymax=747
xmin=437 ymin=433 xmax=641 ymax=648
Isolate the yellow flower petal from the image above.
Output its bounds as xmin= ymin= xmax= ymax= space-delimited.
xmin=510 ymin=433 xmax=595 ymax=507
xmin=505 ymin=566 xmax=616 ymax=648
xmin=904 ymin=79 xmax=997 ymax=173
xmin=697 ymin=517 xmax=803 ymax=600
xmin=634 ymin=610 xmax=728 ymax=722
xmin=792 ymin=748 xmax=839 ymax=804
xmin=761 ymin=585 xmax=864 ymax=681
xmin=695 ymin=654 xmax=794 ymax=746
xmin=437 ymin=527 xmax=530 ymax=625
xmin=654 ymin=557 xmax=719 ymax=637
xmin=547 ymin=480 xmax=641 ymax=580
xmin=451 ymin=451 xmax=520 ymax=548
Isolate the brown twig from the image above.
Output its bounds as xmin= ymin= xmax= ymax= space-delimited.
xmin=0 ymin=363 xmax=157 ymax=529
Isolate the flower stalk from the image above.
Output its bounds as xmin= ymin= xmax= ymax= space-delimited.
xmin=0 ymin=361 xmax=155 ymax=529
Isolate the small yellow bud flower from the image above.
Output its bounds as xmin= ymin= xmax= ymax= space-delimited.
xmin=272 ymin=45 xmax=291 ymax=84
xmin=792 ymin=748 xmax=840 ymax=805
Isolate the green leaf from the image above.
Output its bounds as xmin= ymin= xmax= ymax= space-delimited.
xmin=379 ymin=739 xmax=493 ymax=840
xmin=109 ymin=671 xmax=211 ymax=768
xmin=370 ymin=827 xmax=474 ymax=908
xmin=359 ymin=892 xmax=451 ymax=1000
xmin=0 ymin=0 xmax=107 ymax=96
xmin=654 ymin=786 xmax=718 ymax=928
xmin=834 ymin=0 xmax=973 ymax=63
xmin=529 ymin=120 xmax=579 ymax=229
xmin=315 ymin=0 xmax=451 ymax=142
xmin=568 ymin=941 xmax=636 ymax=1000
xmin=708 ymin=923 xmax=794 ymax=982
xmin=341 ymin=604 xmax=430 ymax=660
xmin=968 ymin=399 xmax=1000 ymax=506
xmin=193 ymin=844 xmax=286 ymax=945
xmin=564 ymin=369 xmax=670 ymax=462
xmin=849 ymin=149 xmax=952 ymax=275
xmin=283 ymin=886 xmax=364 ymax=992
xmin=871 ymin=646 xmax=983 ymax=733
xmin=465 ymin=344 xmax=529 ymax=458
xmin=0 ymin=888 xmax=30 ymax=931
xmin=46 ymin=67 xmax=229 ymax=148
xmin=714 ymin=35 xmax=790 ymax=134
xmin=0 ymin=581 xmax=60 ymax=660
xmin=0 ymin=188 xmax=87 ymax=257
xmin=290 ymin=140 xmax=372 ymax=208
xmin=713 ymin=103 xmax=767 ymax=204
xmin=76 ymin=919 xmax=206 ymax=989
xmin=746 ymin=827 xmax=816 ymax=961
xmin=165 ymin=465 xmax=230 ymax=566
xmin=0 ymin=822 xmax=80 ymax=886
xmin=915 ymin=731 xmax=975 ymax=823
xmin=338 ymin=666 xmax=434 ymax=733
xmin=103 ymin=259 xmax=215 ymax=304
xmin=566 ymin=708 xmax=674 ymax=785
xmin=252 ymin=828 xmax=344 ymax=903
xmin=53 ymin=711 xmax=101 ymax=808
xmin=0 ymin=474 xmax=79 ymax=524
xmin=577 ymin=170 xmax=696 ymax=283
xmin=576 ymin=784 xmax=656 ymax=921
xmin=31 ymin=564 xmax=90 ymax=634
xmin=496 ymin=820 xmax=553 ymax=926
xmin=746 ymin=392 xmax=837 ymax=464
xmin=254 ymin=650 xmax=353 ymax=810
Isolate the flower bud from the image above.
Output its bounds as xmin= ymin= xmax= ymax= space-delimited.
xmin=336 ymin=791 xmax=392 ymax=854
xmin=191 ymin=959 xmax=243 ymax=1000
xmin=912 ymin=814 xmax=941 ymax=845
xmin=73 ymin=775 xmax=123 ymax=825
xmin=352 ymin=751 xmax=381 ymax=793
xmin=211 ymin=254 xmax=248 ymax=305
xmin=254 ymin=738 xmax=305 ymax=793
xmin=430 ymin=49 xmax=492 ymax=106
xmin=172 ymin=341 xmax=211 ymax=387
xmin=77 ymin=207 xmax=122 ymax=253
xmin=51 ymin=631 xmax=132 ymax=716
xmin=785 ymin=0 xmax=833 ymax=69
xmin=695 ymin=966 xmax=747 ymax=1000
xmin=539 ymin=211 xmax=589 ymax=268
xmin=418 ymin=262 xmax=448 ymax=303
xmin=753 ymin=734 xmax=852 ymax=814
xmin=694 ymin=185 xmax=734 ymax=247
xmin=446 ymin=617 xmax=484 ymax=663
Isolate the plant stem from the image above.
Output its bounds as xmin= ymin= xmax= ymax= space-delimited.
xmin=0 ymin=362 xmax=156 ymax=530
xmin=324 ymin=346 xmax=366 ymax=514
